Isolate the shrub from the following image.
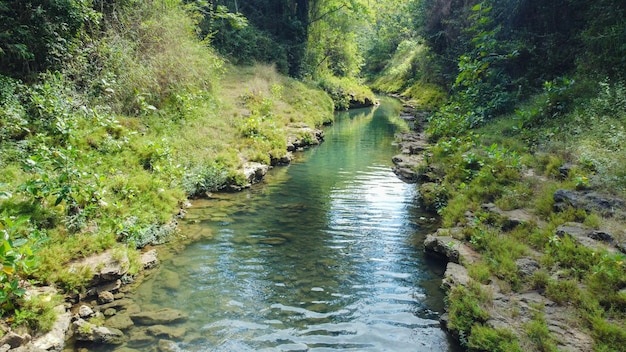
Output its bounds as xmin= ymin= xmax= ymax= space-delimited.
xmin=447 ymin=282 xmax=491 ymax=335
xmin=468 ymin=325 xmax=523 ymax=352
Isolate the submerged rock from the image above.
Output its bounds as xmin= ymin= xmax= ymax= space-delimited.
xmin=147 ymin=325 xmax=186 ymax=339
xmin=105 ymin=312 xmax=134 ymax=331
xmin=130 ymin=308 xmax=188 ymax=325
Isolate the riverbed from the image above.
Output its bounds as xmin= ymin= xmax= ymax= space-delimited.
xmin=126 ymin=98 xmax=460 ymax=351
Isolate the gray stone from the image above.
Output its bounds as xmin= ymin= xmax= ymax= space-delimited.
xmin=516 ymin=257 xmax=540 ymax=277
xmin=442 ymin=262 xmax=471 ymax=291
xmin=147 ymin=325 xmax=186 ymax=339
xmin=32 ymin=305 xmax=71 ymax=351
xmin=481 ymin=203 xmax=535 ymax=230
xmin=158 ymin=339 xmax=183 ymax=352
xmin=588 ymin=230 xmax=614 ymax=243
xmin=98 ymin=291 xmax=115 ymax=304
xmin=78 ymin=305 xmax=95 ymax=319
xmin=141 ymin=249 xmax=159 ymax=270
xmin=554 ymin=189 xmax=625 ymax=218
xmin=424 ymin=231 xmax=481 ymax=265
xmin=88 ymin=279 xmax=122 ymax=297
xmin=556 ymin=222 xmax=619 ymax=252
xmin=161 ymin=269 xmax=181 ymax=290
xmin=424 ymin=234 xmax=461 ymax=263
xmin=130 ymin=308 xmax=188 ymax=325
xmin=558 ymin=163 xmax=574 ymax=179
xmin=106 ymin=313 xmax=134 ymax=331
xmin=73 ymin=319 xmax=125 ymax=345
xmin=0 ymin=332 xmax=30 ymax=349
xmin=68 ymin=250 xmax=130 ymax=286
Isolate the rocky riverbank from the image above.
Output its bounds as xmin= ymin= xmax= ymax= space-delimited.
xmin=0 ymin=125 xmax=327 ymax=352
xmin=391 ymin=105 xmax=626 ymax=351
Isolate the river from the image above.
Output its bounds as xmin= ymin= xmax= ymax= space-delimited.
xmin=125 ymin=98 xmax=460 ymax=351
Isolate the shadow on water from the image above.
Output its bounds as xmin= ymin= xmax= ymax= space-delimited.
xmin=101 ymin=97 xmax=463 ymax=351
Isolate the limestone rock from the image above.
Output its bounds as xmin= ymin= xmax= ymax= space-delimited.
xmin=286 ymin=125 xmax=324 ymax=151
xmin=271 ymin=152 xmax=293 ymax=166
xmin=392 ymin=154 xmax=427 ymax=183
xmin=0 ymin=332 xmax=31 ymax=349
xmin=97 ymin=298 xmax=135 ymax=312
xmin=242 ymin=162 xmax=269 ymax=185
xmin=553 ymin=189 xmax=625 ymax=218
xmin=87 ymin=279 xmax=122 ymax=297
xmin=7 ymin=345 xmax=47 ymax=352
xmin=141 ymin=249 xmax=159 ymax=270
xmin=73 ymin=319 xmax=125 ymax=345
xmin=395 ymin=132 xmax=429 ymax=154
xmin=147 ymin=325 xmax=186 ymax=339
xmin=98 ymin=291 xmax=115 ymax=304
xmin=158 ymin=339 xmax=183 ymax=352
xmin=442 ymin=262 xmax=471 ymax=290
xmin=130 ymin=308 xmax=188 ymax=325
xmin=128 ymin=328 xmax=153 ymax=345
xmin=68 ymin=249 xmax=130 ymax=286
xmin=423 ymin=232 xmax=481 ymax=265
xmin=424 ymin=235 xmax=462 ymax=263
xmin=78 ymin=305 xmax=95 ymax=319
xmin=32 ymin=305 xmax=71 ymax=351
xmin=480 ymin=203 xmax=536 ymax=230
xmin=515 ymin=257 xmax=540 ymax=277
xmin=105 ymin=313 xmax=134 ymax=331
xmin=556 ymin=222 xmax=619 ymax=252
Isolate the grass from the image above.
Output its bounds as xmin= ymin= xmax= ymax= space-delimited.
xmin=0 ymin=0 xmax=335 ymax=325
xmin=424 ymin=78 xmax=626 ymax=350
xmin=369 ymin=40 xmax=446 ymax=111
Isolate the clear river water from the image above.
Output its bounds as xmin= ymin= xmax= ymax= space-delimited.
xmin=126 ymin=98 xmax=461 ymax=351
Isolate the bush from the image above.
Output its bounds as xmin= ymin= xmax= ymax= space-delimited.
xmin=447 ymin=282 xmax=491 ymax=335
xmin=468 ymin=325 xmax=522 ymax=352
xmin=317 ymin=75 xmax=375 ymax=110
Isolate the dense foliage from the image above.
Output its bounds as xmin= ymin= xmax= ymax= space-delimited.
xmin=0 ymin=0 xmax=335 ymax=332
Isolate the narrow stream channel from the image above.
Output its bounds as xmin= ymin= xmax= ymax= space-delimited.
xmin=127 ymin=98 xmax=460 ymax=351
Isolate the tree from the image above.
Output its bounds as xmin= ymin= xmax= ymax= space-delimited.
xmin=0 ymin=0 xmax=97 ymax=79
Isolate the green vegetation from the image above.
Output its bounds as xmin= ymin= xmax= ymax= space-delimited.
xmin=361 ymin=0 xmax=626 ymax=350
xmin=1 ymin=0 xmax=626 ymax=349
xmin=0 ymin=0 xmax=334 ymax=328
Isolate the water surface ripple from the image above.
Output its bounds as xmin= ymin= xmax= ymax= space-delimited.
xmin=131 ymin=99 xmax=459 ymax=351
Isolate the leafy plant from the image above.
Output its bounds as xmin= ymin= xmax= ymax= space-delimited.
xmin=0 ymin=213 xmax=44 ymax=316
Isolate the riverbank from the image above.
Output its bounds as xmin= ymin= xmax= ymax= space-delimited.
xmin=392 ymin=103 xmax=626 ymax=351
